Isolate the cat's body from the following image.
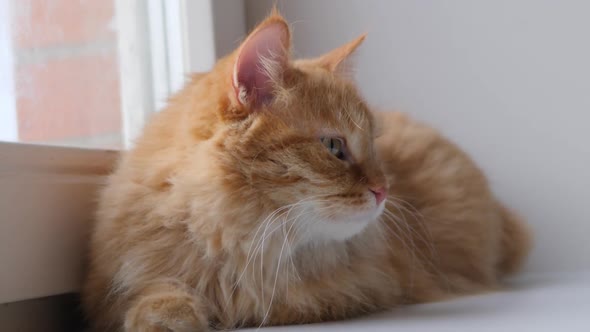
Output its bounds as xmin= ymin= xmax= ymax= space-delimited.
xmin=83 ymin=12 xmax=530 ymax=331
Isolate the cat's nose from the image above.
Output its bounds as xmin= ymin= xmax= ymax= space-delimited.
xmin=369 ymin=186 xmax=387 ymax=205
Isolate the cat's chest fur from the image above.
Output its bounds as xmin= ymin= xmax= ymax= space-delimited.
xmin=186 ymin=223 xmax=404 ymax=328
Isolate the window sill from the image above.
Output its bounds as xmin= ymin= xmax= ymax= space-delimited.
xmin=0 ymin=142 xmax=118 ymax=303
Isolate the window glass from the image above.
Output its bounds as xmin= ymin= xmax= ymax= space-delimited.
xmin=1 ymin=0 xmax=125 ymax=149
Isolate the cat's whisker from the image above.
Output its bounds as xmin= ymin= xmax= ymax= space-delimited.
xmin=283 ymin=207 xmax=319 ymax=282
xmin=283 ymin=210 xmax=323 ymax=300
xmin=379 ymin=213 xmax=414 ymax=256
xmin=386 ymin=196 xmax=434 ymax=249
xmin=260 ymin=205 xmax=305 ymax=328
xmin=256 ymin=196 xmax=334 ymax=322
xmin=251 ymin=196 xmax=331 ymax=258
xmin=385 ymin=198 xmax=439 ymax=261
xmin=258 ymin=206 xmax=282 ymax=309
xmin=382 ymin=208 xmax=423 ymax=279
xmin=382 ymin=209 xmax=411 ymax=241
xmin=385 ymin=210 xmax=432 ymax=272
xmin=227 ymin=203 xmax=295 ymax=311
xmin=375 ymin=223 xmax=397 ymax=255
xmin=257 ymin=203 xmax=310 ymax=320
xmin=381 ymin=206 xmax=450 ymax=289
xmin=250 ymin=195 xmax=327 ymax=313
xmin=282 ymin=216 xmax=301 ymax=288
xmin=379 ymin=212 xmax=421 ymax=289
xmin=384 ymin=206 xmax=420 ymax=254
xmin=239 ymin=205 xmax=288 ymax=283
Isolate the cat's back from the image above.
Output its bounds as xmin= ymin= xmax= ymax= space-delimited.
xmin=372 ymin=111 xmax=514 ymax=295
xmin=374 ymin=111 xmax=490 ymax=203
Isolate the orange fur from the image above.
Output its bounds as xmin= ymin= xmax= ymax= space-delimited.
xmin=82 ymin=12 xmax=531 ymax=331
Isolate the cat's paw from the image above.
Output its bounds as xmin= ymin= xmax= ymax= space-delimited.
xmin=124 ymin=293 xmax=208 ymax=331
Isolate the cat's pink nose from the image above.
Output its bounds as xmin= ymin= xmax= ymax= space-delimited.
xmin=370 ymin=186 xmax=387 ymax=205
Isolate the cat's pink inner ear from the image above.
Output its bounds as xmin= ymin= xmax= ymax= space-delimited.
xmin=233 ymin=21 xmax=290 ymax=108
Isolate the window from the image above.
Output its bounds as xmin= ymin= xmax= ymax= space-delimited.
xmin=2 ymin=0 xmax=126 ymax=149
xmin=0 ymin=0 xmax=205 ymax=149
xmin=0 ymin=0 xmax=245 ymax=305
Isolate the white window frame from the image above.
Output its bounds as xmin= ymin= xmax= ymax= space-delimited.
xmin=0 ymin=0 xmax=245 ymax=305
xmin=0 ymin=0 xmax=17 ymax=142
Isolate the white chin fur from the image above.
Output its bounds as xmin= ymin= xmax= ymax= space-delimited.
xmin=304 ymin=202 xmax=385 ymax=242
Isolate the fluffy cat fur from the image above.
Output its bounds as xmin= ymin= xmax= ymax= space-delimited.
xmin=83 ymin=11 xmax=531 ymax=331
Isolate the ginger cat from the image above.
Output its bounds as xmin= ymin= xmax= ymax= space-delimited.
xmin=83 ymin=11 xmax=531 ymax=331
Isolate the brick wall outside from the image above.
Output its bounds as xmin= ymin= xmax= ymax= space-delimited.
xmin=11 ymin=0 xmax=122 ymax=148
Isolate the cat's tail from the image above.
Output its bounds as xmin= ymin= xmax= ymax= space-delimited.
xmin=497 ymin=203 xmax=532 ymax=276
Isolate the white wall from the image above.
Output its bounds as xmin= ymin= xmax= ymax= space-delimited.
xmin=211 ymin=0 xmax=246 ymax=58
xmin=246 ymin=0 xmax=590 ymax=274
xmin=183 ymin=0 xmax=246 ymax=74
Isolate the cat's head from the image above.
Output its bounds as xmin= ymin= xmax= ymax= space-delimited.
xmin=169 ymin=12 xmax=387 ymax=243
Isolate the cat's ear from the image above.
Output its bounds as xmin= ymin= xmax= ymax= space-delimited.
xmin=232 ymin=12 xmax=290 ymax=109
xmin=314 ymin=34 xmax=366 ymax=75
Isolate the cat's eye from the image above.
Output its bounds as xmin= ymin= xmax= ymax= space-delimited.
xmin=320 ymin=137 xmax=346 ymax=160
